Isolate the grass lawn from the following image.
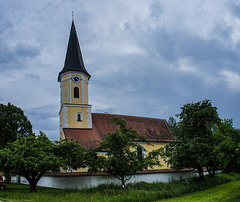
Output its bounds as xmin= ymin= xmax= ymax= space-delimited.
xmin=0 ymin=173 xmax=239 ymax=202
xmin=158 ymin=180 xmax=240 ymax=202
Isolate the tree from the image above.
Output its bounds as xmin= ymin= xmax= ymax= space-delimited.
xmin=92 ymin=115 xmax=162 ymax=189
xmin=168 ymin=116 xmax=178 ymax=131
xmin=162 ymin=100 xmax=220 ymax=180
xmin=0 ymin=132 xmax=62 ymax=192
xmin=214 ymin=119 xmax=240 ymax=172
xmin=54 ymin=139 xmax=89 ymax=172
xmin=0 ymin=103 xmax=33 ymax=183
xmin=0 ymin=103 xmax=32 ymax=149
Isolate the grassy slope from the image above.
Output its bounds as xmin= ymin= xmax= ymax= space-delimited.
xmin=159 ymin=180 xmax=240 ymax=202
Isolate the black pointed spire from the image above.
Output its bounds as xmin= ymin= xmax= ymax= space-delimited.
xmin=58 ymin=21 xmax=91 ymax=81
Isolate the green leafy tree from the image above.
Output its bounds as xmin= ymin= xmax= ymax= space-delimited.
xmin=168 ymin=116 xmax=178 ymax=131
xmin=162 ymin=100 xmax=220 ymax=180
xmin=54 ymin=139 xmax=89 ymax=171
xmin=92 ymin=115 xmax=162 ymax=189
xmin=0 ymin=103 xmax=32 ymax=148
xmin=0 ymin=103 xmax=33 ymax=183
xmin=214 ymin=119 xmax=240 ymax=172
xmin=0 ymin=132 xmax=62 ymax=192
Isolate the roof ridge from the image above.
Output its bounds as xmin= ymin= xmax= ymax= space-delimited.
xmin=91 ymin=112 xmax=166 ymax=121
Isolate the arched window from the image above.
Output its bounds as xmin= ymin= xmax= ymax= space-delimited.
xmin=74 ymin=87 xmax=79 ymax=98
xmin=76 ymin=112 xmax=83 ymax=122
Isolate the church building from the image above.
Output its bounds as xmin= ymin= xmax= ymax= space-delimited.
xmin=11 ymin=20 xmax=194 ymax=189
xmin=58 ymin=20 xmax=176 ymax=172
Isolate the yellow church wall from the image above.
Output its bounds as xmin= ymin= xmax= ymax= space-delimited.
xmin=67 ymin=106 xmax=91 ymax=128
xmin=61 ymin=73 xmax=89 ymax=105
xmin=140 ymin=142 xmax=169 ymax=169
xmin=82 ymin=81 xmax=89 ymax=104
xmin=62 ymin=79 xmax=70 ymax=104
xmin=71 ymin=81 xmax=88 ymax=105
xmin=67 ymin=144 xmax=169 ymax=173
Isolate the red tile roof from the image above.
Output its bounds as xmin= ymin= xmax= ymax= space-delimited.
xmin=63 ymin=113 xmax=175 ymax=148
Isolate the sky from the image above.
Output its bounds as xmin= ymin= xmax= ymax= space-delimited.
xmin=0 ymin=0 xmax=240 ymax=140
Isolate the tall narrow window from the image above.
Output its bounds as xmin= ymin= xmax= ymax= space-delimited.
xmin=76 ymin=112 xmax=83 ymax=122
xmin=74 ymin=87 xmax=79 ymax=98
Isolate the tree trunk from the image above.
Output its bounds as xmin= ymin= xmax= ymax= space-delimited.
xmin=207 ymin=166 xmax=215 ymax=178
xmin=207 ymin=167 xmax=212 ymax=177
xmin=29 ymin=180 xmax=37 ymax=192
xmin=197 ymin=166 xmax=204 ymax=181
xmin=121 ymin=176 xmax=125 ymax=189
xmin=4 ymin=171 xmax=11 ymax=184
xmin=25 ymin=172 xmax=44 ymax=192
xmin=16 ymin=175 xmax=21 ymax=183
xmin=212 ymin=166 xmax=215 ymax=178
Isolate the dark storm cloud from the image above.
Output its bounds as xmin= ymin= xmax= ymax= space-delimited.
xmin=175 ymin=35 xmax=237 ymax=61
xmin=150 ymin=1 xmax=163 ymax=19
xmin=0 ymin=14 xmax=13 ymax=34
xmin=1 ymin=0 xmax=240 ymax=141
xmin=15 ymin=43 xmax=41 ymax=58
xmin=143 ymin=27 xmax=176 ymax=63
xmin=0 ymin=41 xmax=16 ymax=65
xmin=0 ymin=41 xmax=41 ymax=71
xmin=227 ymin=0 xmax=240 ymax=19
xmin=25 ymin=105 xmax=59 ymax=139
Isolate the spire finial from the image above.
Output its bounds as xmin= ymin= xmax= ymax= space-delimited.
xmin=72 ymin=11 xmax=74 ymax=22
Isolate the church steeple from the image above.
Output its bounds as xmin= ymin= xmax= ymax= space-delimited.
xmin=58 ymin=20 xmax=92 ymax=140
xmin=58 ymin=21 xmax=90 ymax=82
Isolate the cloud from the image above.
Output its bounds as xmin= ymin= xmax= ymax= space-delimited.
xmin=0 ymin=41 xmax=15 ymax=65
xmin=25 ymin=105 xmax=59 ymax=140
xmin=227 ymin=0 xmax=240 ymax=19
xmin=15 ymin=43 xmax=41 ymax=58
xmin=0 ymin=13 xmax=12 ymax=34
xmin=0 ymin=0 xmax=240 ymax=141
xmin=221 ymin=70 xmax=240 ymax=91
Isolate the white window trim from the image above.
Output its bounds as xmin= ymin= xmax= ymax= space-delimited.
xmin=76 ymin=111 xmax=83 ymax=122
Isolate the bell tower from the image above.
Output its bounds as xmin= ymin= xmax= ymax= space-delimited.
xmin=58 ymin=20 xmax=92 ymax=140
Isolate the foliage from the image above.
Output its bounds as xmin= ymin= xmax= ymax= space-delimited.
xmin=167 ymin=116 xmax=177 ymax=131
xmin=0 ymin=173 xmax=238 ymax=202
xmin=0 ymin=103 xmax=33 ymax=183
xmin=214 ymin=119 xmax=240 ymax=173
xmin=92 ymin=115 xmax=162 ymax=189
xmin=0 ymin=132 xmax=62 ymax=192
xmin=54 ymin=139 xmax=88 ymax=171
xmin=162 ymin=100 xmax=221 ymax=180
xmin=0 ymin=102 xmax=32 ymax=149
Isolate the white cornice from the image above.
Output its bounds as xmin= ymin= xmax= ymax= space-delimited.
xmin=59 ymin=104 xmax=92 ymax=114
xmin=60 ymin=71 xmax=89 ymax=83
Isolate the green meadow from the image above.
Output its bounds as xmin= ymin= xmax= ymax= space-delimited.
xmin=0 ymin=173 xmax=239 ymax=202
xmin=158 ymin=180 xmax=240 ymax=202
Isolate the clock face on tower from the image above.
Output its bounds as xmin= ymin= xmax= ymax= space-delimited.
xmin=72 ymin=75 xmax=80 ymax=83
